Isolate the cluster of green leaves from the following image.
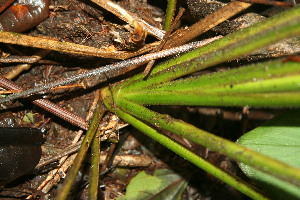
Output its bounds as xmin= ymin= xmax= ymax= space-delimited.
xmin=100 ymin=5 xmax=300 ymax=199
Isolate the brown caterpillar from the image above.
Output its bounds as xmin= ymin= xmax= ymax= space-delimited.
xmin=0 ymin=0 xmax=50 ymax=32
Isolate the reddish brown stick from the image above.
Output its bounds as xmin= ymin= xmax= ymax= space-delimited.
xmin=0 ymin=76 xmax=88 ymax=130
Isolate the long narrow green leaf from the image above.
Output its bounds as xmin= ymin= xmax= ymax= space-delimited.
xmin=55 ymin=102 xmax=106 ymax=200
xmin=89 ymin=134 xmax=101 ymax=200
xmin=100 ymin=6 xmax=300 ymax=200
xmin=118 ymin=5 xmax=300 ymax=91
xmin=141 ymin=60 xmax=300 ymax=92
xmin=109 ymin=104 xmax=268 ymax=200
xmin=117 ymin=60 xmax=300 ymax=107
xmin=122 ymin=92 xmax=300 ymax=107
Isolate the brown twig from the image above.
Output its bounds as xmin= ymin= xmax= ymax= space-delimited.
xmin=0 ymin=31 xmax=158 ymax=59
xmin=3 ymin=49 xmax=51 ymax=80
xmin=236 ymin=0 xmax=293 ymax=7
xmin=0 ymin=84 xmax=84 ymax=93
xmin=101 ymin=142 xmax=117 ymax=172
xmin=0 ymin=76 xmax=88 ymax=130
xmin=36 ymin=142 xmax=82 ymax=168
xmin=38 ymin=143 xmax=152 ymax=169
xmin=89 ymin=0 xmax=166 ymax=40
xmin=164 ymin=1 xmax=251 ymax=49
xmin=143 ymin=7 xmax=186 ymax=76
xmin=0 ymin=90 xmax=20 ymax=94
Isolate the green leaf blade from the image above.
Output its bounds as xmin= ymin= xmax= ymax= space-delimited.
xmin=120 ymin=6 xmax=300 ymax=91
xmin=120 ymin=60 xmax=300 ymax=107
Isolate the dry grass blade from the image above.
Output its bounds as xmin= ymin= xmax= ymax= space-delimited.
xmin=238 ymin=0 xmax=293 ymax=6
xmin=3 ymin=49 xmax=51 ymax=79
xmin=0 ymin=31 xmax=157 ymax=59
xmin=143 ymin=8 xmax=186 ymax=76
xmin=164 ymin=1 xmax=251 ymax=48
xmin=0 ymin=77 xmax=88 ymax=129
xmin=89 ymin=0 xmax=166 ymax=39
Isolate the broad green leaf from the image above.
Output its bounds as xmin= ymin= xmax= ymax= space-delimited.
xmin=120 ymin=169 xmax=187 ymax=200
xmin=237 ymin=111 xmax=300 ymax=199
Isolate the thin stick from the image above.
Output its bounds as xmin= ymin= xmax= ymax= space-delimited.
xmin=143 ymin=8 xmax=185 ymax=76
xmin=164 ymin=1 xmax=251 ymax=49
xmin=3 ymin=49 xmax=51 ymax=80
xmin=0 ymin=37 xmax=221 ymax=104
xmin=0 ymin=55 xmax=48 ymax=63
xmin=0 ymin=31 xmax=157 ymax=59
xmin=237 ymin=0 xmax=292 ymax=7
xmin=36 ymin=142 xmax=82 ymax=168
xmin=0 ymin=76 xmax=88 ymax=129
xmin=89 ymin=0 xmax=165 ymax=39
xmin=38 ymin=147 xmax=153 ymax=168
xmin=101 ymin=142 xmax=117 ymax=172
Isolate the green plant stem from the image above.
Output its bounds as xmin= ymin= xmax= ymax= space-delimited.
xmin=124 ymin=92 xmax=300 ymax=107
xmin=142 ymin=60 xmax=300 ymax=92
xmin=55 ymin=102 xmax=106 ymax=200
xmin=113 ymin=107 xmax=269 ymax=200
xmin=164 ymin=0 xmax=177 ymax=31
xmin=120 ymin=5 xmax=300 ymax=90
xmin=112 ymin=98 xmax=300 ymax=187
xmin=119 ymin=60 xmax=300 ymax=107
xmin=89 ymin=134 xmax=101 ymax=200
xmin=99 ymin=6 xmax=300 ymax=199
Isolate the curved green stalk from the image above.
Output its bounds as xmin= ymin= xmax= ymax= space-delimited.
xmin=112 ymin=106 xmax=269 ymax=200
xmin=118 ymin=60 xmax=300 ymax=107
xmin=121 ymin=92 xmax=300 ymax=107
xmin=164 ymin=0 xmax=177 ymax=31
xmin=89 ymin=134 xmax=101 ymax=200
xmin=104 ymin=96 xmax=300 ymax=187
xmin=55 ymin=102 xmax=106 ymax=200
xmin=141 ymin=60 xmax=300 ymax=92
xmin=99 ymin=6 xmax=300 ymax=199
